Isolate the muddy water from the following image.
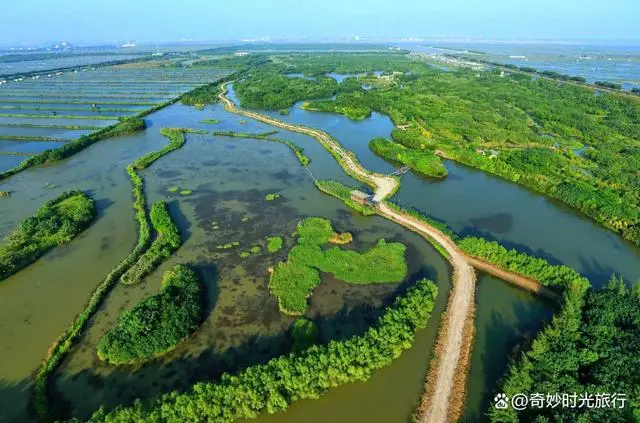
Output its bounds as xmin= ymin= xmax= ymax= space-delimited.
xmin=0 ymin=103 xmax=450 ymax=423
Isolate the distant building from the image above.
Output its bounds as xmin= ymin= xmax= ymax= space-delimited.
xmin=121 ymin=41 xmax=136 ymax=48
xmin=234 ymin=51 xmax=249 ymax=57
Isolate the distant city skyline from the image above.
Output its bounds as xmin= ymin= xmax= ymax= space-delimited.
xmin=1 ymin=0 xmax=639 ymax=46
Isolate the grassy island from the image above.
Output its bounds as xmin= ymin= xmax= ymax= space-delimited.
xmin=121 ymin=201 xmax=182 ymax=285
xmin=0 ymin=191 xmax=96 ymax=281
xmin=315 ymin=180 xmax=376 ymax=215
xmin=97 ymin=265 xmax=202 ymax=365
xmin=269 ymin=217 xmax=407 ymax=315
xmin=266 ymin=236 xmax=284 ymax=253
xmin=85 ymin=278 xmax=437 ymax=422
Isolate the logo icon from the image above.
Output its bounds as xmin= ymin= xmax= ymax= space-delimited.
xmin=494 ymin=393 xmax=510 ymax=409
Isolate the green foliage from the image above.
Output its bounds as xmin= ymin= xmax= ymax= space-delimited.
xmin=238 ymin=54 xmax=640 ymax=246
xmin=121 ymin=201 xmax=182 ymax=285
xmin=84 ymin=278 xmax=438 ymax=423
xmin=265 ymin=193 xmax=280 ymax=201
xmin=314 ymin=179 xmax=376 ymax=215
xmin=200 ymin=118 xmax=220 ymax=124
xmin=459 ymin=237 xmax=590 ymax=290
xmin=250 ymin=245 xmax=262 ymax=254
xmin=97 ymin=265 xmax=202 ymax=365
xmin=490 ymin=278 xmax=639 ymax=422
xmin=290 ymin=318 xmax=318 ymax=353
xmin=0 ymin=191 xmax=96 ymax=281
xmin=270 ymin=217 xmax=407 ymax=315
xmin=266 ymin=236 xmax=284 ymax=253
xmin=235 ymin=72 xmax=338 ymax=109
xmin=369 ymin=137 xmax=447 ymax=178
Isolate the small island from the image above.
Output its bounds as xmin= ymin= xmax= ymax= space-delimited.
xmin=97 ymin=265 xmax=202 ymax=365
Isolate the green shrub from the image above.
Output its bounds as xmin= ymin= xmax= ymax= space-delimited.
xmin=98 ymin=265 xmax=202 ymax=365
xmin=266 ymin=236 xmax=284 ymax=253
xmin=0 ymin=191 xmax=96 ymax=281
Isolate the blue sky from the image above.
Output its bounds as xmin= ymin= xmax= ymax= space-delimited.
xmin=2 ymin=0 xmax=639 ymax=45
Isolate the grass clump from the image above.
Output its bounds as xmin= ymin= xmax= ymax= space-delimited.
xmin=0 ymin=191 xmax=96 ymax=281
xmin=97 ymin=265 xmax=202 ymax=365
xmin=121 ymin=201 xmax=182 ymax=285
xmin=265 ymin=193 xmax=280 ymax=201
xmin=266 ymin=236 xmax=284 ymax=253
xmin=167 ymin=186 xmax=179 ymax=193
xmin=217 ymin=241 xmax=240 ymax=250
xmin=269 ymin=217 xmax=407 ymax=315
xmin=250 ymin=245 xmax=262 ymax=254
xmin=179 ymin=189 xmax=193 ymax=196
xmin=240 ymin=251 xmax=251 ymax=258
xmin=201 ymin=118 xmax=220 ymax=124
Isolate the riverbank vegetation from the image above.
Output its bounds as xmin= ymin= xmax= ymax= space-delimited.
xmin=269 ymin=217 xmax=407 ymax=315
xmin=490 ymin=277 xmax=639 ymax=422
xmin=369 ymin=137 xmax=447 ymax=178
xmin=121 ymin=201 xmax=182 ymax=284
xmin=98 ymin=265 xmax=202 ymax=365
xmin=0 ymin=190 xmax=96 ymax=281
xmin=290 ymin=318 xmax=318 ymax=353
xmin=233 ymin=52 xmax=640 ymax=247
xmin=234 ymin=73 xmax=338 ymax=109
xmin=82 ymin=278 xmax=438 ymax=422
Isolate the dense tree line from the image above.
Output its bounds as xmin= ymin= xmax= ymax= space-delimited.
xmin=98 ymin=265 xmax=202 ymax=365
xmin=269 ymin=217 xmax=407 ymax=315
xmin=0 ymin=191 xmax=96 ymax=281
xmin=121 ymin=201 xmax=182 ymax=284
xmin=458 ymin=237 xmax=590 ymax=290
xmin=77 ymin=278 xmax=438 ymax=422
xmin=490 ymin=277 xmax=640 ymax=422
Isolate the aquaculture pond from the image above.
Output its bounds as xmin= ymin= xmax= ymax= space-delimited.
xmin=0 ymin=64 xmax=229 ymax=159
xmin=0 ymin=102 xmax=450 ymax=423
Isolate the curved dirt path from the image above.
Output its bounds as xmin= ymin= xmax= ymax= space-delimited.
xmin=218 ymin=83 xmax=554 ymax=422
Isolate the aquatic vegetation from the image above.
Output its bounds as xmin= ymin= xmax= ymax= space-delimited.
xmin=121 ymin=201 xmax=182 ymax=285
xmin=200 ymin=118 xmax=220 ymax=124
xmin=97 ymin=265 xmax=202 ymax=365
xmin=167 ymin=186 xmax=179 ymax=193
xmin=0 ymin=191 xmax=96 ymax=281
xmin=83 ymin=278 xmax=438 ymax=422
xmin=290 ymin=317 xmax=318 ymax=353
xmin=250 ymin=245 xmax=262 ymax=254
xmin=369 ymin=137 xmax=447 ymax=178
xmin=265 ymin=193 xmax=280 ymax=201
xmin=315 ymin=180 xmax=376 ymax=216
xmin=266 ymin=236 xmax=284 ymax=253
xmin=33 ymin=128 xmax=192 ymax=419
xmin=239 ymin=251 xmax=250 ymax=258
xmin=269 ymin=217 xmax=407 ymax=315
xmin=0 ymin=191 xmax=10 ymax=197
xmin=216 ymin=241 xmax=240 ymax=250
xmin=179 ymin=189 xmax=192 ymax=195
xmin=241 ymin=216 xmax=249 ymax=222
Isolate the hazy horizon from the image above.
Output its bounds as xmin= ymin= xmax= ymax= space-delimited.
xmin=2 ymin=0 xmax=639 ymax=46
